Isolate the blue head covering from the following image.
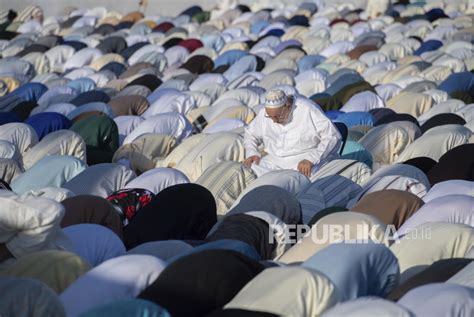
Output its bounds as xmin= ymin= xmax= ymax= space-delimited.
xmin=298 ymin=55 xmax=326 ymax=73
xmin=335 ymin=111 xmax=376 ymax=128
xmin=413 ymin=40 xmax=443 ymax=56
xmin=0 ymin=112 xmax=21 ymax=125
xmin=341 ymin=141 xmax=374 ymax=168
xmin=439 ymin=71 xmax=474 ymax=95
xmin=10 ymin=155 xmax=87 ymax=194
xmin=8 ymin=82 xmax=48 ymax=103
xmin=70 ymin=90 xmax=111 ymax=106
xmin=25 ymin=112 xmax=72 ymax=140
xmin=169 ymin=239 xmax=261 ymax=263
xmin=325 ymin=73 xmax=364 ymax=96
xmin=263 ymin=28 xmax=285 ymax=38
xmin=67 ymin=102 xmax=115 ymax=120
xmin=303 ymin=242 xmax=400 ymax=300
xmin=67 ymin=78 xmax=97 ymax=94
xmin=273 ymin=40 xmax=302 ymax=55
xmin=79 ymin=299 xmax=170 ymax=317
xmin=325 ymin=110 xmax=344 ymax=120
xmin=214 ymin=50 xmax=249 ymax=68
xmin=251 ymin=20 xmax=270 ymax=35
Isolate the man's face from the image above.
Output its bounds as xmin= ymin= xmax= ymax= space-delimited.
xmin=265 ymin=102 xmax=291 ymax=124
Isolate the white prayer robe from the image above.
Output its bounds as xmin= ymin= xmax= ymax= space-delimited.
xmin=244 ymin=97 xmax=342 ymax=177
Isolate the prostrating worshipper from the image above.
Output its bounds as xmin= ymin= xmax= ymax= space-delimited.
xmin=243 ymin=89 xmax=341 ymax=177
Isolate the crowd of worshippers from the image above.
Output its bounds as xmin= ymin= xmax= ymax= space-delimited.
xmin=0 ymin=0 xmax=473 ymax=316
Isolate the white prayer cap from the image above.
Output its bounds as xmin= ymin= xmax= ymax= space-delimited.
xmin=265 ymin=89 xmax=288 ymax=109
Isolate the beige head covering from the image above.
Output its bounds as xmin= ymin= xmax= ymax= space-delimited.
xmin=224 ymin=266 xmax=341 ymax=316
xmin=391 ymin=222 xmax=474 ymax=283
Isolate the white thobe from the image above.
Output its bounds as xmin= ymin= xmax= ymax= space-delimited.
xmin=244 ymin=97 xmax=342 ymax=177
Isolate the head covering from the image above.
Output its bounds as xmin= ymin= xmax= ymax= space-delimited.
xmin=0 ymin=277 xmax=66 ymax=317
xmin=402 ymin=157 xmax=437 ymax=175
xmin=79 ymin=299 xmax=170 ymax=317
xmin=64 ymin=224 xmax=125 ymax=267
xmin=279 ymin=212 xmax=389 ymax=263
xmin=60 ymin=255 xmax=166 ymax=317
xmin=196 ymin=161 xmax=256 ymax=216
xmin=11 ymin=155 xmax=86 ymax=194
xmin=106 ymin=188 xmax=154 ymax=226
xmin=127 ymin=240 xmax=193 ymax=261
xmin=0 ymin=122 xmax=39 ymax=156
xmin=61 ymin=195 xmax=123 ymax=238
xmin=138 ymin=250 xmax=265 ymax=317
xmin=206 ymin=214 xmax=274 ymax=260
xmin=264 ymin=89 xmax=288 ymax=108
xmin=123 ymin=184 xmax=217 ymax=249
xmin=224 ymin=266 xmax=341 ymax=317
xmin=24 ymin=112 xmax=72 ymax=140
xmin=391 ymin=222 xmax=474 ymax=283
xmin=303 ymin=242 xmax=400 ymax=300
xmin=388 ymin=258 xmax=472 ymax=301
xmin=1 ymin=250 xmax=91 ymax=293
xmin=350 ymin=190 xmax=424 ymax=229
xmin=321 ymin=297 xmax=414 ymax=317
xmin=398 ymin=283 xmax=474 ymax=317
xmin=70 ymin=114 xmax=119 ymax=165
xmin=423 ymin=180 xmax=473 ymax=203
xmin=227 ymin=185 xmax=302 ymax=225
xmin=427 ymin=144 xmax=474 ymax=186
xmin=123 ymin=167 xmax=189 ymax=195
xmin=63 ymin=163 xmax=136 ymax=198
xmin=397 ymin=195 xmax=474 ymax=236
xmin=108 ymin=95 xmax=150 ymax=116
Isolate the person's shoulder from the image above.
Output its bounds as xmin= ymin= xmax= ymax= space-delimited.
xmin=295 ymin=96 xmax=324 ymax=114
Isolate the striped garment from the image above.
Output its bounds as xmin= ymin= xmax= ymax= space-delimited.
xmin=311 ymin=159 xmax=372 ymax=185
xmin=297 ymin=174 xmax=362 ymax=224
xmin=196 ymin=161 xmax=256 ymax=216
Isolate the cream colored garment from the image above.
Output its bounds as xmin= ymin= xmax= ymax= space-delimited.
xmin=224 ymin=266 xmax=341 ymax=317
xmin=113 ymin=134 xmax=177 ymax=174
xmin=386 ymin=92 xmax=434 ymax=118
xmin=22 ymin=130 xmax=87 ymax=170
xmin=359 ymin=122 xmax=421 ymax=167
xmin=0 ymin=158 xmax=22 ymax=183
xmin=396 ymin=125 xmax=472 ymax=162
xmin=279 ymin=212 xmax=389 ymax=264
xmin=196 ymin=161 xmax=256 ymax=216
xmin=0 ymin=123 xmax=38 ymax=159
xmin=159 ymin=132 xmax=245 ymax=182
xmin=391 ymin=222 xmax=474 ymax=283
xmin=0 ymin=193 xmax=72 ymax=265
xmin=311 ymin=159 xmax=372 ymax=185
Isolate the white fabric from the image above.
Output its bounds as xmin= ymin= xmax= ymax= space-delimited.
xmin=60 ymin=254 xmax=166 ymax=317
xmin=423 ymin=180 xmax=474 ymax=202
xmin=322 ymin=297 xmax=414 ymax=317
xmin=124 ymin=167 xmax=189 ymax=194
xmin=123 ymin=113 xmax=192 ymax=145
xmin=340 ymin=91 xmax=385 ymax=112
xmin=244 ymin=97 xmax=341 ymax=177
xmin=0 ymin=192 xmax=72 ymax=264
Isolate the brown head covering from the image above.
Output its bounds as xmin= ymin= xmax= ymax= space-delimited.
xmin=350 ymin=189 xmax=424 ymax=229
xmin=181 ymin=55 xmax=214 ymax=74
xmin=120 ymin=11 xmax=144 ymax=23
xmin=108 ymin=95 xmax=150 ymax=116
xmin=347 ymin=45 xmax=378 ymax=60
xmin=61 ymin=195 xmax=123 ymax=239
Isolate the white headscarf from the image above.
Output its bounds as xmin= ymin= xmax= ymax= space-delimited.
xmin=124 ymin=167 xmax=189 ymax=195
xmin=60 ymin=254 xmax=166 ymax=317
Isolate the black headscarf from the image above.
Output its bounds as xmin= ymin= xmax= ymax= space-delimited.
xmin=206 ymin=214 xmax=275 ymax=260
xmin=402 ymin=157 xmax=437 ymax=175
xmin=96 ymin=36 xmax=128 ymax=54
xmin=120 ymin=42 xmax=149 ymax=60
xmin=126 ymin=74 xmax=162 ymax=91
xmin=11 ymin=101 xmax=37 ymax=120
xmin=138 ymin=249 xmax=265 ymax=317
xmin=123 ymin=183 xmax=217 ymax=249
xmin=374 ymin=113 xmax=420 ymax=126
xmin=369 ymin=108 xmax=396 ymax=122
xmin=181 ymin=55 xmax=214 ymax=74
xmin=427 ymin=144 xmax=474 ymax=186
xmin=387 ymin=258 xmax=472 ymax=301
xmin=420 ymin=113 xmax=466 ymax=134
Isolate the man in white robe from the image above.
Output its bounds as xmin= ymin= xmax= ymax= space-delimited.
xmin=243 ymin=89 xmax=342 ymax=177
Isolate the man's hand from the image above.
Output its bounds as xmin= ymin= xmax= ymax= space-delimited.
xmin=297 ymin=159 xmax=314 ymax=177
xmin=244 ymin=155 xmax=260 ymax=167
